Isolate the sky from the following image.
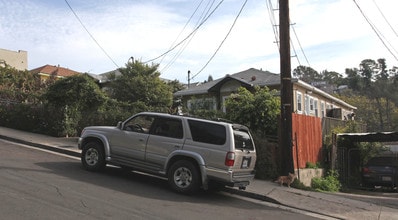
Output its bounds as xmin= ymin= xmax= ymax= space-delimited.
xmin=1 ymin=0 xmax=398 ymax=83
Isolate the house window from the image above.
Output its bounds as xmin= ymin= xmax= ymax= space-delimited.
xmin=321 ymin=102 xmax=325 ymax=117
xmin=296 ymin=92 xmax=302 ymax=113
xmin=304 ymin=95 xmax=310 ymax=115
xmin=187 ymin=97 xmax=217 ymax=111
xmin=314 ymin=99 xmax=319 ymax=117
xmin=221 ymin=95 xmax=229 ymax=113
xmin=309 ymin=97 xmax=314 ymax=112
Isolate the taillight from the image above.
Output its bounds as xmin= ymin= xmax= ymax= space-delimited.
xmin=363 ymin=167 xmax=370 ymax=174
xmin=225 ymin=152 xmax=235 ymax=166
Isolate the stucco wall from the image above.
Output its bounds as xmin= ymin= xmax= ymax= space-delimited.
xmin=0 ymin=48 xmax=28 ymax=70
xmin=297 ymin=168 xmax=324 ymax=187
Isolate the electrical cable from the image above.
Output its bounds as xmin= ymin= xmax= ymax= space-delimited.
xmin=161 ymin=0 xmax=215 ymax=73
xmin=266 ymin=0 xmax=280 ymax=51
xmin=64 ymin=0 xmax=120 ymax=68
xmin=191 ymin=0 xmax=248 ymax=80
xmin=144 ymin=0 xmax=225 ymax=64
xmin=372 ymin=0 xmax=398 ymax=39
xmin=353 ymin=0 xmax=398 ymax=62
xmin=291 ymin=23 xmax=310 ymax=67
xmin=159 ymin=0 xmax=206 ymax=68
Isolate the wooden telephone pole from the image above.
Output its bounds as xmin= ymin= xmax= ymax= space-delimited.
xmin=279 ymin=0 xmax=294 ymax=174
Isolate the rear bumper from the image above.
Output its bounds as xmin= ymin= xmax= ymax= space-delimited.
xmin=206 ymin=167 xmax=256 ymax=188
xmin=362 ymin=175 xmax=397 ymax=187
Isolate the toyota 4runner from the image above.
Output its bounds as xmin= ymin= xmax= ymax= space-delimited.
xmin=78 ymin=112 xmax=257 ymax=194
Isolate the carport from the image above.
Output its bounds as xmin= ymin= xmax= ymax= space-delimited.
xmin=332 ymin=132 xmax=398 ymax=187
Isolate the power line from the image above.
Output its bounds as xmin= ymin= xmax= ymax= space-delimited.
xmin=191 ymin=0 xmax=248 ymax=80
xmin=161 ymin=0 xmax=215 ymax=73
xmin=291 ymin=23 xmax=310 ymax=67
xmin=64 ymin=0 xmax=119 ymax=68
xmin=372 ymin=0 xmax=398 ymax=39
xmin=144 ymin=0 xmax=225 ymax=64
xmin=353 ymin=0 xmax=398 ymax=62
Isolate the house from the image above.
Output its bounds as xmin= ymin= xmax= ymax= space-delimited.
xmin=30 ymin=64 xmax=81 ymax=82
xmin=174 ymin=68 xmax=356 ymax=120
xmin=0 ymin=48 xmax=28 ymax=70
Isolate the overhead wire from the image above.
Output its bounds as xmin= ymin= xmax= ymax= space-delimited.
xmin=266 ymin=0 xmax=310 ymax=69
xmin=372 ymin=0 xmax=398 ymax=39
xmin=143 ymin=0 xmax=225 ymax=64
xmin=64 ymin=0 xmax=120 ymax=68
xmin=159 ymin=0 xmax=206 ymax=69
xmin=291 ymin=23 xmax=310 ymax=67
xmin=353 ymin=0 xmax=398 ymax=62
xmin=190 ymin=0 xmax=249 ymax=80
xmin=161 ymin=0 xmax=215 ymax=73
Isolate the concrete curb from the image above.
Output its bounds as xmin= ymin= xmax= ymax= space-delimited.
xmin=0 ymin=134 xmax=80 ymax=158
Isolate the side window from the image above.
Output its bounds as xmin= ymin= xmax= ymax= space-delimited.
xmin=151 ymin=117 xmax=183 ymax=139
xmin=188 ymin=120 xmax=226 ymax=145
xmin=124 ymin=115 xmax=154 ymax=134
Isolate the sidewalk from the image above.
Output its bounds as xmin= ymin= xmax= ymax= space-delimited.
xmin=1 ymin=126 xmax=397 ymax=220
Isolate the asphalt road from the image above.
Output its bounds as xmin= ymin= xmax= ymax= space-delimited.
xmin=0 ymin=139 xmax=324 ymax=220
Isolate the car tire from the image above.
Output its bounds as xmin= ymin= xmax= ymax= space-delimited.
xmin=81 ymin=142 xmax=106 ymax=172
xmin=168 ymin=160 xmax=200 ymax=194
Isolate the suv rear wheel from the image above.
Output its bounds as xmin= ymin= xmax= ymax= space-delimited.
xmin=168 ymin=160 xmax=200 ymax=194
xmin=81 ymin=142 xmax=106 ymax=171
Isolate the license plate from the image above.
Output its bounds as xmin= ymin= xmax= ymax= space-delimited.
xmin=241 ymin=157 xmax=251 ymax=168
xmin=382 ymin=176 xmax=392 ymax=181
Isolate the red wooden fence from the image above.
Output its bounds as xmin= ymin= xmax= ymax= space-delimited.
xmin=292 ymin=113 xmax=323 ymax=169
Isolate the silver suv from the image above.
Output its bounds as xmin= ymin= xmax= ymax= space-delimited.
xmin=78 ymin=112 xmax=257 ymax=194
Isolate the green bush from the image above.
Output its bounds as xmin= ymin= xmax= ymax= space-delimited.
xmin=311 ymin=170 xmax=341 ymax=192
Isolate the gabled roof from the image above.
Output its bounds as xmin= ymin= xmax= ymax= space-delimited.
xmin=174 ymin=68 xmax=280 ymax=96
xmin=174 ymin=67 xmax=357 ymax=110
xmin=30 ymin=64 xmax=81 ymax=77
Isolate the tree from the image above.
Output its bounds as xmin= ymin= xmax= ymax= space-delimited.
xmin=292 ymin=65 xmax=321 ymax=83
xmin=108 ymin=61 xmax=173 ymax=110
xmin=0 ymin=66 xmax=44 ymax=103
xmin=44 ymin=74 xmax=106 ymax=136
xmin=320 ymin=70 xmax=344 ymax=86
xmin=225 ymin=86 xmax=280 ymax=136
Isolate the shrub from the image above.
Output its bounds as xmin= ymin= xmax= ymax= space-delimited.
xmin=311 ymin=170 xmax=341 ymax=192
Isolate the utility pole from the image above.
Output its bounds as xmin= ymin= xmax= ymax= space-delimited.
xmin=279 ymin=0 xmax=294 ymax=175
xmin=187 ymin=70 xmax=191 ymax=88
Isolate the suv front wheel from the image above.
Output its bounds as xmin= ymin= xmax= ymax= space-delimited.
xmin=81 ymin=141 xmax=106 ymax=171
xmin=168 ymin=160 xmax=200 ymax=194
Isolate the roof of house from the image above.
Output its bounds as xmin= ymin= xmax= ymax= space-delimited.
xmin=174 ymin=68 xmax=280 ymax=96
xmin=174 ymin=67 xmax=357 ymax=110
xmin=30 ymin=65 xmax=81 ymax=77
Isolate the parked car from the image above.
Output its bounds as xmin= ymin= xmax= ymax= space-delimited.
xmin=362 ymin=154 xmax=398 ymax=189
xmin=78 ymin=112 xmax=257 ymax=194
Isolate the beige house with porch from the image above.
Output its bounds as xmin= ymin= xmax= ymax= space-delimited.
xmin=174 ymin=68 xmax=356 ymax=120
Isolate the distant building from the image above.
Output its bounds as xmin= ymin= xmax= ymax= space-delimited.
xmin=30 ymin=64 xmax=81 ymax=82
xmin=0 ymin=48 xmax=28 ymax=70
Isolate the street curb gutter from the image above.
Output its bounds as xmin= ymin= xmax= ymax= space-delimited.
xmin=222 ymin=187 xmax=281 ymax=204
xmin=0 ymin=135 xmax=80 ymax=158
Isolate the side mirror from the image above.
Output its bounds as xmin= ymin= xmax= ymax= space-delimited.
xmin=117 ymin=121 xmax=123 ymax=129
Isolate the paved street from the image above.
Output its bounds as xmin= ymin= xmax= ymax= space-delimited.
xmin=0 ymin=140 xmax=321 ymax=220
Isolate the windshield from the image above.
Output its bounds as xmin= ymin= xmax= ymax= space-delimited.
xmin=234 ymin=130 xmax=254 ymax=150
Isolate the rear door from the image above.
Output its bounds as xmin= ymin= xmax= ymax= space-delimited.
xmin=232 ymin=126 xmax=257 ymax=172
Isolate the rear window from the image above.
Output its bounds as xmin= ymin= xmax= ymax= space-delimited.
xmin=188 ymin=120 xmax=226 ymax=145
xmin=234 ymin=130 xmax=254 ymax=150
